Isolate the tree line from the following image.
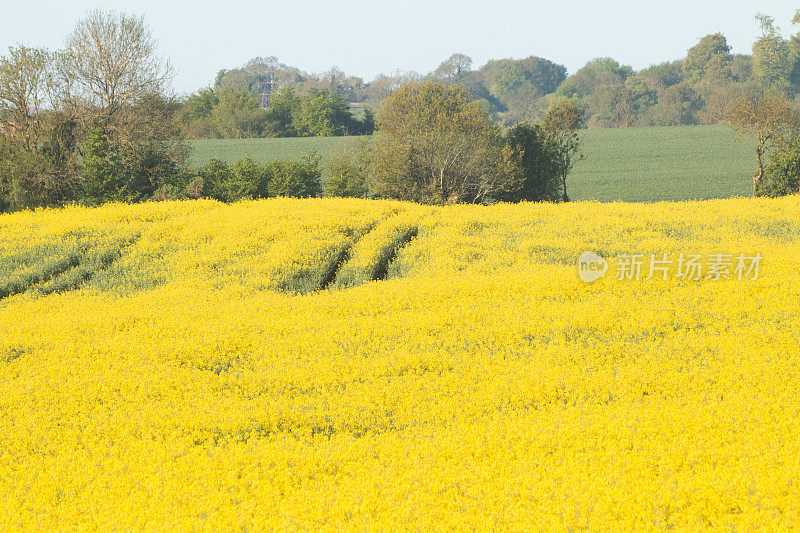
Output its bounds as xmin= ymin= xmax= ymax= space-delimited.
xmin=181 ymin=86 xmax=374 ymax=139
xmin=2 ymin=9 xmax=799 ymax=212
xmin=194 ymin=10 xmax=800 ymax=138
xmin=180 ymin=82 xmax=583 ymax=205
xmin=0 ymin=9 xmax=586 ymax=212
xmin=0 ymin=10 xmax=185 ymax=210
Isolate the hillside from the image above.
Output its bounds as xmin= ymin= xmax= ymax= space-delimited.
xmin=1 ymin=197 xmax=799 ymax=529
xmin=189 ymin=125 xmax=755 ymax=202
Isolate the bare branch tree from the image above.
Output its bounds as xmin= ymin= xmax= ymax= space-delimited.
xmin=0 ymin=46 xmax=53 ymax=152
xmin=64 ymin=9 xmax=173 ymax=122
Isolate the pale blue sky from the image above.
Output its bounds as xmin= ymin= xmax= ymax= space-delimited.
xmin=1 ymin=1 xmax=798 ymax=95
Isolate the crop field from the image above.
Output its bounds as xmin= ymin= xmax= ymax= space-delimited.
xmin=1 ymin=196 xmax=799 ymax=529
xmin=189 ymin=135 xmax=364 ymax=180
xmin=189 ymin=125 xmax=755 ymax=202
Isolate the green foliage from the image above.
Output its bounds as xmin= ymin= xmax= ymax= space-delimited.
xmin=727 ymin=89 xmax=800 ymax=196
xmin=752 ymin=14 xmax=791 ymax=87
xmin=81 ymin=127 xmax=129 ymax=202
xmin=230 ymin=157 xmax=270 ymax=200
xmin=639 ymin=61 xmax=684 ymax=89
xmin=544 ymin=98 xmax=586 ymax=201
xmin=500 ymin=124 xmax=562 ymax=202
xmin=266 ymin=153 xmax=322 ymax=198
xmin=182 ymin=88 xmax=219 ymax=122
xmin=265 ymin=89 xmax=300 ymax=137
xmin=211 ymin=87 xmax=268 ymax=138
xmin=558 ymin=58 xmax=633 ymax=100
xmin=683 ymin=33 xmax=733 ymax=82
xmin=81 ymin=94 xmax=186 ymax=204
xmin=325 ymin=144 xmax=370 ymax=198
xmin=198 ymin=159 xmax=233 ymax=201
xmin=759 ymin=142 xmax=800 ymax=197
xmin=0 ymin=46 xmax=81 ymax=209
xmin=494 ymin=64 xmax=529 ymax=101
xmin=432 ymin=53 xmax=473 ymax=84
xmin=293 ymin=90 xmax=354 ymax=136
xmin=359 ymin=108 xmax=376 ymax=135
xmin=641 ymin=82 xmax=703 ymax=126
xmin=181 ymin=86 xmax=372 ymax=139
xmin=753 ymin=36 xmax=790 ymax=87
xmin=197 ymin=157 xmax=274 ymax=202
xmin=371 ymin=81 xmax=518 ymax=204
xmin=189 ymin=124 xmax=755 ymax=202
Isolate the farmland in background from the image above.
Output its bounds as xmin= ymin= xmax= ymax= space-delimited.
xmin=189 ymin=125 xmax=754 ymax=202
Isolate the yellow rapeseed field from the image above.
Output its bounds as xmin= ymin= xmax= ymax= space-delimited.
xmin=1 ymin=196 xmax=799 ymax=530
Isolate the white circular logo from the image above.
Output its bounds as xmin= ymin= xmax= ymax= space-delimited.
xmin=577 ymin=251 xmax=608 ymax=283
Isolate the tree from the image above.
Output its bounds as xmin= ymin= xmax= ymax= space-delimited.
xmin=181 ymin=87 xmax=219 ymax=137
xmin=364 ymin=70 xmax=421 ymax=110
xmin=752 ymin=13 xmax=790 ymax=87
xmin=293 ymin=90 xmax=353 ymax=136
xmin=520 ymin=57 xmax=568 ymax=96
xmin=264 ymin=88 xmax=300 ymax=137
xmin=556 ymin=58 xmax=633 ymax=125
xmin=432 ymin=53 xmax=473 ymax=84
xmin=81 ymin=93 xmax=185 ymax=202
xmin=228 ymin=157 xmax=270 ymax=201
xmin=325 ymin=142 xmax=370 ymax=198
xmin=726 ymin=89 xmax=800 ymax=196
xmin=494 ymin=64 xmax=529 ymax=102
xmin=371 ymin=81 xmax=522 ymax=204
xmin=682 ymin=33 xmax=733 ymax=82
xmin=0 ymin=45 xmax=77 ymax=208
xmin=544 ymin=98 xmax=585 ymax=202
xmin=557 ymin=58 xmax=633 ymax=100
xmin=642 ymin=82 xmax=703 ymax=126
xmin=64 ymin=9 xmax=187 ymax=202
xmin=211 ymin=87 xmax=266 ymax=138
xmin=64 ymin=10 xmax=173 ymax=122
xmin=788 ymin=10 xmax=800 ymax=87
xmin=267 ymin=153 xmax=322 ymax=198
xmin=500 ymin=123 xmax=562 ymax=202
xmin=760 ymin=142 xmax=800 ymax=197
xmin=639 ymin=60 xmax=684 ymax=89
xmin=182 ymin=88 xmax=218 ymax=121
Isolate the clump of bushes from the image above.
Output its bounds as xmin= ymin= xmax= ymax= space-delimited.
xmin=325 ymin=142 xmax=371 ymax=198
xmin=759 ymin=143 xmax=800 ymax=197
xmin=320 ymin=83 xmax=585 ymax=204
xmin=164 ymin=152 xmax=323 ymax=202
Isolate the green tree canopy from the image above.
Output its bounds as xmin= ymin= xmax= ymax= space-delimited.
xmin=752 ymin=14 xmax=791 ymax=87
xmin=682 ymin=33 xmax=733 ymax=82
xmin=372 ymin=81 xmax=521 ymax=204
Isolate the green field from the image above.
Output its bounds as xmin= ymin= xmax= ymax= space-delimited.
xmin=189 ymin=136 xmax=362 ymax=174
xmin=189 ymin=125 xmax=755 ymax=202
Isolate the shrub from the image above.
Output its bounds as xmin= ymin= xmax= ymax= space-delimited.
xmin=759 ymin=143 xmax=800 ymax=197
xmin=150 ymin=184 xmax=186 ymax=202
xmin=371 ymin=81 xmax=520 ymax=204
xmin=325 ymin=144 xmax=370 ymax=198
xmin=267 ymin=153 xmax=322 ymax=198
xmin=500 ymin=123 xmax=562 ymax=202
xmin=198 ymin=159 xmax=233 ymax=201
xmin=230 ymin=157 xmax=269 ymax=201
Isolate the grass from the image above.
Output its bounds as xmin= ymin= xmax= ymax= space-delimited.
xmin=569 ymin=125 xmax=754 ymax=202
xmin=189 ymin=136 xmax=364 ymax=181
xmin=189 ymin=125 xmax=756 ymax=202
